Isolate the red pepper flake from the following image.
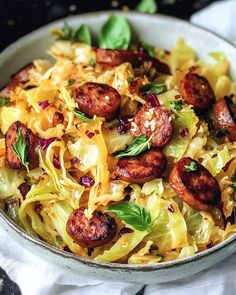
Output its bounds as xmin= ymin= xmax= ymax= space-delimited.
xmin=188 ymin=65 xmax=199 ymax=73
xmin=174 ymin=95 xmax=181 ymax=100
xmin=71 ymin=157 xmax=80 ymax=165
xmin=85 ymin=130 xmax=95 ymax=138
xmin=53 ymin=154 xmax=61 ymax=169
xmin=88 ymin=248 xmax=94 ymax=256
xmin=168 ymin=204 xmax=175 ymax=213
xmin=206 ymin=242 xmax=213 ymax=249
xmin=222 ymin=158 xmax=235 ymax=172
xmin=164 ymin=50 xmax=170 ymax=55
xmin=180 ymin=128 xmax=189 ymax=138
xmin=95 ymin=130 xmax=100 ymax=135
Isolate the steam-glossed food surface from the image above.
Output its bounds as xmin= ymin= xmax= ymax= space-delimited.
xmin=1 ymin=15 xmax=236 ymax=264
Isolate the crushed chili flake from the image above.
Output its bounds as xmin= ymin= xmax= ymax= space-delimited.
xmin=85 ymin=130 xmax=95 ymax=138
xmin=206 ymin=242 xmax=213 ymax=249
xmin=71 ymin=157 xmax=80 ymax=165
xmin=168 ymin=204 xmax=175 ymax=213
xmin=180 ymin=128 xmax=189 ymax=137
xmin=95 ymin=130 xmax=100 ymax=134
xmin=88 ymin=248 xmax=94 ymax=256
xmin=174 ymin=95 xmax=181 ymax=100
xmin=164 ymin=50 xmax=170 ymax=55
xmin=79 ymin=176 xmax=95 ymax=187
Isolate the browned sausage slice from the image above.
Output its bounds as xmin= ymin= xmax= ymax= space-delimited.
xmin=0 ymin=63 xmax=34 ymax=99
xmin=181 ymin=73 xmax=215 ymax=111
xmin=96 ymin=48 xmax=170 ymax=75
xmin=213 ymin=97 xmax=236 ymax=141
xmin=116 ymin=149 xmax=167 ymax=184
xmin=130 ymin=103 xmax=173 ymax=148
xmin=18 ymin=182 xmax=30 ymax=198
xmin=66 ymin=208 xmax=117 ymax=248
xmin=73 ymin=82 xmax=121 ymax=121
xmin=5 ymin=121 xmax=39 ymax=170
xmin=169 ymin=157 xmax=221 ymax=211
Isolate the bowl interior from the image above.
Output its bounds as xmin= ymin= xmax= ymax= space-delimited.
xmin=0 ymin=11 xmax=236 ymax=271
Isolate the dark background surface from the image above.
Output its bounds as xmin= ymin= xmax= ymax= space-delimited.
xmin=0 ymin=0 xmax=216 ymax=294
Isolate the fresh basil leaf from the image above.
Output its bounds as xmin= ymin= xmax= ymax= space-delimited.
xmin=67 ymin=79 xmax=75 ymax=86
xmin=170 ymin=100 xmax=183 ymax=111
xmin=60 ymin=22 xmax=92 ymax=45
xmin=231 ymin=183 xmax=236 ymax=190
xmin=141 ymin=42 xmax=156 ymax=57
xmin=0 ymin=96 xmax=9 ymax=106
xmin=107 ymin=201 xmax=151 ymax=231
xmin=72 ymin=24 xmax=92 ymax=45
xmin=185 ymin=161 xmax=197 ymax=172
xmin=216 ymin=128 xmax=229 ymax=138
xmin=114 ymin=135 xmax=151 ymax=159
xmin=135 ymin=0 xmax=157 ymax=13
xmin=89 ymin=58 xmax=95 ymax=66
xmin=98 ymin=14 xmax=131 ymax=50
xmin=73 ymin=109 xmax=92 ymax=122
xmin=141 ymin=82 xmax=165 ymax=94
xmin=12 ymin=130 xmax=29 ymax=168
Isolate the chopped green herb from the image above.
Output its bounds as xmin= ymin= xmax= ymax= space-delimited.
xmin=98 ymin=14 xmax=131 ymax=50
xmin=135 ymin=0 xmax=158 ymax=13
xmin=73 ymin=109 xmax=92 ymax=122
xmin=216 ymin=128 xmax=229 ymax=138
xmin=0 ymin=96 xmax=9 ymax=106
xmin=231 ymin=183 xmax=236 ymax=190
xmin=89 ymin=58 xmax=95 ymax=66
xmin=12 ymin=130 xmax=29 ymax=169
xmin=127 ymin=77 xmax=134 ymax=83
xmin=114 ymin=135 xmax=152 ymax=159
xmin=170 ymin=100 xmax=183 ymax=111
xmin=107 ymin=201 xmax=151 ymax=231
xmin=58 ymin=22 xmax=92 ymax=45
xmin=185 ymin=161 xmax=198 ymax=173
xmin=67 ymin=79 xmax=75 ymax=86
xmin=141 ymin=82 xmax=165 ymax=94
xmin=141 ymin=42 xmax=156 ymax=57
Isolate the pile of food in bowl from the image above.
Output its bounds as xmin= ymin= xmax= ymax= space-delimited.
xmin=0 ymin=14 xmax=236 ymax=264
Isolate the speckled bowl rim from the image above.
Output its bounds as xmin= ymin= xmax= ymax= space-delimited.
xmin=1 ymin=10 xmax=236 ymax=271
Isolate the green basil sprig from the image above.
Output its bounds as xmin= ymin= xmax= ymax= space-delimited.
xmin=107 ymin=201 xmax=151 ymax=231
xmin=98 ymin=14 xmax=131 ymax=50
xmin=170 ymin=100 xmax=183 ymax=111
xmin=135 ymin=0 xmax=158 ymax=13
xmin=58 ymin=22 xmax=92 ymax=45
xmin=0 ymin=96 xmax=9 ymax=106
xmin=73 ymin=109 xmax=92 ymax=122
xmin=114 ymin=135 xmax=152 ymax=159
xmin=141 ymin=82 xmax=165 ymax=94
xmin=13 ymin=130 xmax=29 ymax=169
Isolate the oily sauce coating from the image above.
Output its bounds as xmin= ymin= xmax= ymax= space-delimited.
xmin=5 ymin=121 xmax=39 ymax=170
xmin=169 ymin=157 xmax=221 ymax=211
xmin=66 ymin=208 xmax=117 ymax=248
xmin=116 ymin=149 xmax=167 ymax=184
xmin=0 ymin=63 xmax=34 ymax=99
xmin=213 ymin=97 xmax=236 ymax=141
xmin=130 ymin=103 xmax=173 ymax=148
xmin=181 ymin=73 xmax=215 ymax=111
xmin=73 ymin=82 xmax=121 ymax=121
xmin=96 ymin=48 xmax=170 ymax=75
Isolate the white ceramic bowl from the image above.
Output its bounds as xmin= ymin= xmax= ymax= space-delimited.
xmin=1 ymin=11 xmax=236 ymax=284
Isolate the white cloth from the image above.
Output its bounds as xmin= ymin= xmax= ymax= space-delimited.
xmin=1 ymin=1 xmax=236 ymax=294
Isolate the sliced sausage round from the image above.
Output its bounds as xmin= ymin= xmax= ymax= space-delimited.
xmin=116 ymin=149 xmax=167 ymax=184
xmin=130 ymin=103 xmax=173 ymax=148
xmin=213 ymin=96 xmax=236 ymax=141
xmin=5 ymin=121 xmax=39 ymax=170
xmin=66 ymin=208 xmax=117 ymax=248
xmin=73 ymin=82 xmax=121 ymax=121
xmin=169 ymin=157 xmax=221 ymax=211
xmin=96 ymin=48 xmax=170 ymax=74
xmin=181 ymin=73 xmax=215 ymax=111
xmin=0 ymin=63 xmax=34 ymax=99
